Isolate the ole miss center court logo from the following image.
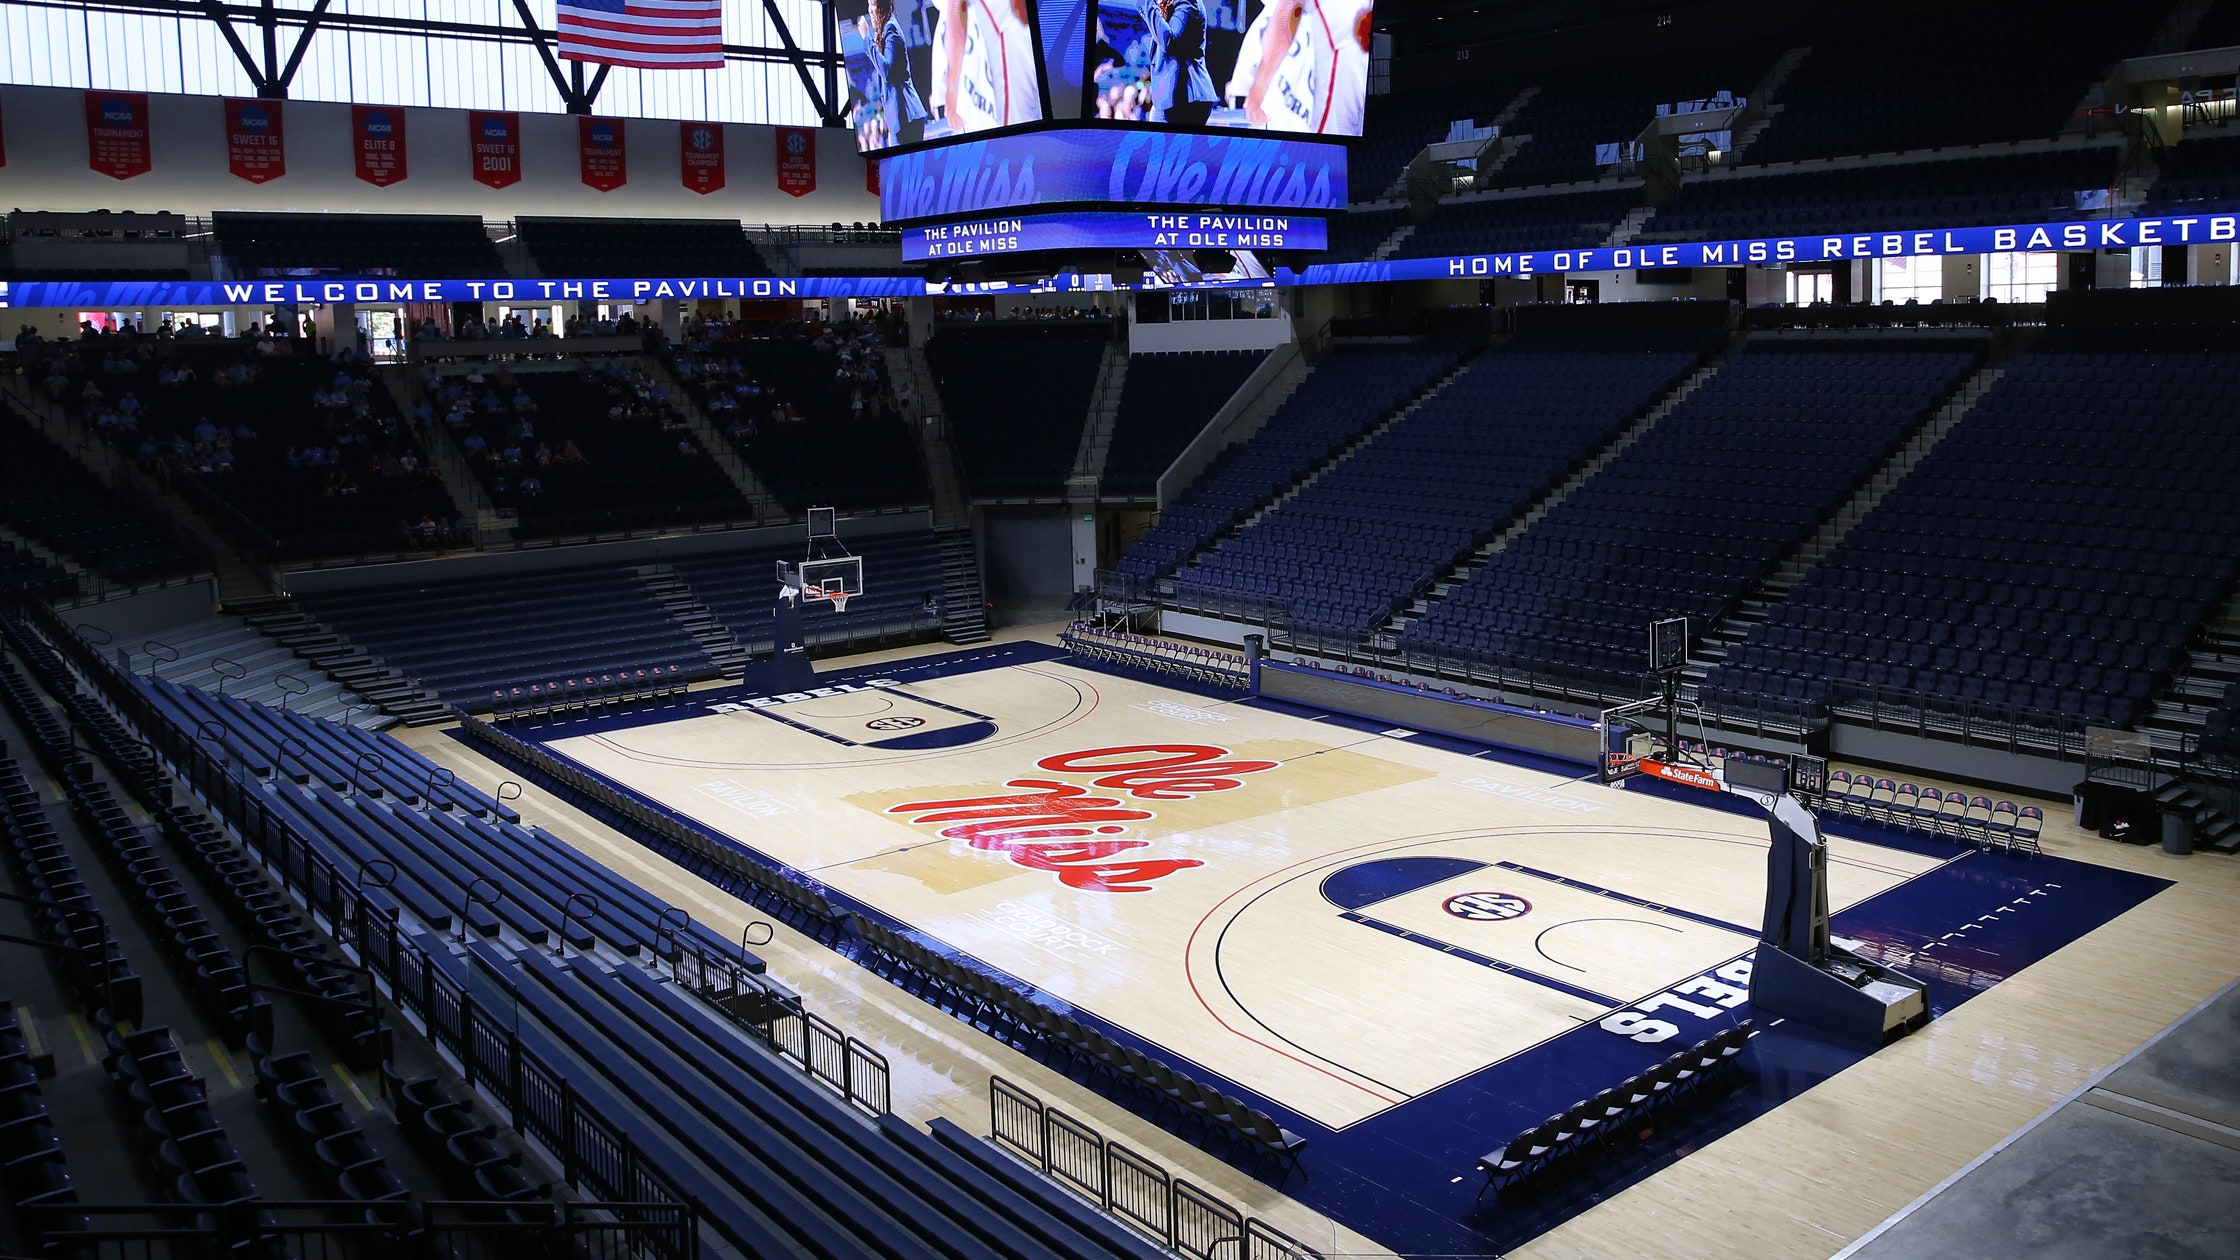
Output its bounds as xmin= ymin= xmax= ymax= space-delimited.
xmin=884 ymin=744 xmax=1278 ymax=894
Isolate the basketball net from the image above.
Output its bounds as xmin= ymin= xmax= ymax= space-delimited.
xmin=809 ymin=585 xmax=850 ymax=614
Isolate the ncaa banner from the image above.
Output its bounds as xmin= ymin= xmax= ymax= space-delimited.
xmin=469 ymin=110 xmax=521 ymax=189
xmin=352 ymin=105 xmax=406 ymax=186
xmin=775 ymin=126 xmax=815 ymax=198
xmin=84 ymin=90 xmax=152 ymax=180
xmin=680 ymin=121 xmax=724 ymax=195
xmin=578 ymin=116 xmax=626 ymax=191
xmin=224 ymin=98 xmax=285 ymax=183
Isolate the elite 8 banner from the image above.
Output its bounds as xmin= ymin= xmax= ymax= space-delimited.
xmin=352 ymin=105 xmax=407 ymax=187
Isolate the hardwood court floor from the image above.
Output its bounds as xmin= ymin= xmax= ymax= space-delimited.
xmin=398 ymin=624 xmax=2240 ymax=1259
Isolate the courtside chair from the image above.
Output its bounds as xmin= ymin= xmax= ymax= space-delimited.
xmin=1987 ymin=801 xmax=2022 ymax=851
xmin=2013 ymin=806 xmax=2044 ymax=854
xmin=1867 ymin=778 xmax=1900 ymax=823
xmin=1911 ymin=785 xmax=1944 ymax=831
xmin=1965 ymin=795 xmax=1995 ymax=842
xmin=1892 ymin=782 xmax=1924 ymax=829
xmin=1936 ymin=789 xmax=1972 ymax=838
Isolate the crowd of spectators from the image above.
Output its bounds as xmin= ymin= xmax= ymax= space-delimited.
xmin=24 ymin=330 xmax=463 ymax=555
xmin=672 ymin=312 xmax=911 ymax=443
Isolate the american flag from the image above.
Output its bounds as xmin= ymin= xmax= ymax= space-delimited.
xmin=556 ymin=0 xmax=725 ymax=70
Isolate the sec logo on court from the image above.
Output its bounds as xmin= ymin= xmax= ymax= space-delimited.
xmin=1442 ymin=892 xmax=1531 ymax=921
xmin=866 ymin=715 xmax=926 ymax=731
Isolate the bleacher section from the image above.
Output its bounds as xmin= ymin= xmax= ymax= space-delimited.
xmin=516 ymin=217 xmax=772 ymax=277
xmin=1705 ymin=331 xmax=2240 ymax=727
xmin=1326 ymin=206 xmax=1410 ymax=263
xmin=49 ymin=617 xmax=1197 ymax=1260
xmin=292 ymin=563 xmax=714 ymax=705
xmin=1642 ymin=147 xmax=2121 ymax=242
xmin=669 ymin=322 xmax=928 ymax=512
xmin=139 ymin=615 xmax=386 ymax=727
xmin=1351 ymin=92 xmax=1513 ymax=202
xmin=213 ymin=212 xmax=502 ymax=277
xmin=1404 ymin=340 xmax=1979 ymax=686
xmin=447 ymin=363 xmax=751 ymax=536
xmin=1740 ymin=1 xmax=2163 ymax=164
xmin=49 ymin=341 xmax=462 ymax=559
xmin=0 ymin=544 xmax=72 ymax=601
xmin=1101 ymin=351 xmax=1267 ymax=497
xmin=926 ymin=322 xmax=1110 ymax=498
xmin=288 ymin=528 xmax=944 ymax=707
xmin=1172 ymin=338 xmax=1702 ymax=633
xmin=1394 ymin=188 xmax=1642 ymax=258
xmin=0 ymin=405 xmax=199 ymax=586
xmin=1115 ymin=341 xmax=1466 ymax=581
xmin=2145 ymin=132 xmax=2240 ymax=214
xmin=1482 ymin=51 xmax=1778 ymax=190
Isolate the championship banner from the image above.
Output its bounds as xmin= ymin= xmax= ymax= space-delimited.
xmin=775 ymin=125 xmax=815 ymax=198
xmin=866 ymin=157 xmax=879 ymax=195
xmin=84 ymin=91 xmax=152 ymax=180
xmin=224 ymin=98 xmax=285 ymax=183
xmin=578 ymin=116 xmax=626 ymax=192
xmin=680 ymin=121 xmax=723 ymax=194
xmin=352 ymin=105 xmax=406 ymax=186
xmin=469 ymin=110 xmax=520 ymax=189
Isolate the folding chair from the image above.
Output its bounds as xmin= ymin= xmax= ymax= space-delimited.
xmin=2012 ymin=805 xmax=2044 ymax=855
xmin=1986 ymin=801 xmax=2021 ymax=852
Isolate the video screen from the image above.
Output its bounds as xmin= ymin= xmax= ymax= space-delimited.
xmin=1039 ymin=0 xmax=1089 ymax=119
xmin=1091 ymin=0 xmax=1373 ymax=136
xmin=1133 ymin=247 xmax=1271 ymax=287
xmin=842 ymin=0 xmax=1049 ymax=152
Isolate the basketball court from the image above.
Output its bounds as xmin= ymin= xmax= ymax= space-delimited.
xmin=482 ymin=638 xmax=2173 ymax=1256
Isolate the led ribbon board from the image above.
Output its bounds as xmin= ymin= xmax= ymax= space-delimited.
xmin=877 ymin=127 xmax=1349 ymax=223
xmin=7 ymin=212 xmax=2237 ymax=307
xmin=901 ymin=209 xmax=1326 ymax=259
xmin=1284 ymin=213 xmax=2240 ymax=286
xmin=0 ymin=276 xmax=929 ymax=308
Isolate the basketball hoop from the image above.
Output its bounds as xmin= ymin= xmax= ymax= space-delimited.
xmin=775 ymin=508 xmax=861 ymax=614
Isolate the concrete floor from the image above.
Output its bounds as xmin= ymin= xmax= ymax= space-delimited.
xmin=1844 ymin=980 xmax=2240 ymax=1260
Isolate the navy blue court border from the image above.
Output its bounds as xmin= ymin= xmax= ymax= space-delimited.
xmin=486 ymin=642 xmax=2173 ymax=1258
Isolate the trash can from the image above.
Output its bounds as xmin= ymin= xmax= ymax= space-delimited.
xmin=2163 ymin=808 xmax=2196 ymax=856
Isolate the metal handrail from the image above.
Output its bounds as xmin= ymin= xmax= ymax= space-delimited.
xmin=209 ymin=654 xmax=249 ymax=696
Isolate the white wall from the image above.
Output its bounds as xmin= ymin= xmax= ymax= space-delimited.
xmin=0 ymin=84 xmax=880 ymax=225
xmin=1128 ymin=313 xmax=1293 ymax=353
xmin=1588 ymin=267 xmax=1732 ymax=303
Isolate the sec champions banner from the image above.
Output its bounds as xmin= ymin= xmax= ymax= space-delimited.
xmin=353 ymin=105 xmax=406 ymax=187
xmin=776 ymin=125 xmax=815 ymax=197
xmin=579 ymin=116 xmax=626 ymax=192
xmin=681 ymin=122 xmax=724 ymax=194
xmin=469 ymin=110 xmax=521 ymax=189
xmin=85 ymin=91 xmax=152 ymax=180
xmin=224 ymin=98 xmax=285 ymax=183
